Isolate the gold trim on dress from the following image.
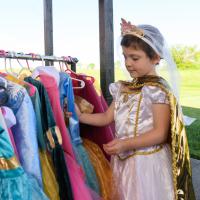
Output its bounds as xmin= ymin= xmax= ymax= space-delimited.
xmin=0 ymin=156 xmax=20 ymax=170
xmin=117 ymin=145 xmax=163 ymax=161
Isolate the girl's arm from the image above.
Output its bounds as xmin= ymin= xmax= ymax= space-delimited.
xmin=104 ymin=103 xmax=170 ymax=155
xmin=76 ymin=101 xmax=115 ymax=127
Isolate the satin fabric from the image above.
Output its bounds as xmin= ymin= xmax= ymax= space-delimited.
xmin=59 ymin=72 xmax=100 ymax=194
xmin=3 ymin=73 xmax=46 ymax=150
xmin=0 ymin=122 xmax=48 ymax=200
xmin=111 ymin=75 xmax=196 ymax=200
xmin=59 ymin=72 xmax=82 ymax=144
xmin=109 ymin=81 xmax=174 ymax=200
xmin=39 ymin=73 xmax=93 ymax=200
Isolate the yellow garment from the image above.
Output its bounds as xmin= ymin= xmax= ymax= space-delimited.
xmin=83 ymin=138 xmax=115 ymax=200
xmin=121 ymin=75 xmax=196 ymax=200
xmin=39 ymin=151 xmax=60 ymax=200
xmin=74 ymin=95 xmax=94 ymax=114
xmin=17 ymin=68 xmax=32 ymax=81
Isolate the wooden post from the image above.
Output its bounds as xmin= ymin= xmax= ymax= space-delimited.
xmin=43 ymin=0 xmax=53 ymax=66
xmin=99 ymin=0 xmax=114 ymax=105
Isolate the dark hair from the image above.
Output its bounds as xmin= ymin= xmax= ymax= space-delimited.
xmin=121 ymin=34 xmax=158 ymax=60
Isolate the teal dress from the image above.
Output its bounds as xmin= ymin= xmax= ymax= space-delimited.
xmin=0 ymin=125 xmax=49 ymax=200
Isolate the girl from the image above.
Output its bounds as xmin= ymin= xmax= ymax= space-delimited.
xmin=76 ymin=19 xmax=195 ymax=200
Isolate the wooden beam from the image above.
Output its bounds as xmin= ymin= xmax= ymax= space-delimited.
xmin=43 ymin=0 xmax=53 ymax=65
xmin=99 ymin=0 xmax=114 ymax=104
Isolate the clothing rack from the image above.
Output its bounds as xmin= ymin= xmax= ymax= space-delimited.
xmin=0 ymin=50 xmax=78 ymax=72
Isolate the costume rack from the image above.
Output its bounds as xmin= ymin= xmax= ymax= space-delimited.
xmin=0 ymin=50 xmax=78 ymax=71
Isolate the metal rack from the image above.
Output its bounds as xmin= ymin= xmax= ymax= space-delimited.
xmin=0 ymin=50 xmax=78 ymax=71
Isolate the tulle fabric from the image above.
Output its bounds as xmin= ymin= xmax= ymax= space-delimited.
xmin=72 ymin=143 xmax=100 ymax=194
xmin=83 ymin=138 xmax=115 ymax=200
xmin=65 ymin=154 xmax=93 ymax=200
xmin=0 ymin=171 xmax=49 ymax=200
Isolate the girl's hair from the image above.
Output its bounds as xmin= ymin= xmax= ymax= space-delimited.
xmin=121 ymin=34 xmax=158 ymax=60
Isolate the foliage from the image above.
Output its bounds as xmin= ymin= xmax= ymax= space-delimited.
xmin=87 ymin=63 xmax=95 ymax=70
xmin=171 ymin=45 xmax=200 ymax=69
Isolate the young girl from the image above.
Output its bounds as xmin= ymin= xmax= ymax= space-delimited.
xmin=76 ymin=19 xmax=195 ymax=200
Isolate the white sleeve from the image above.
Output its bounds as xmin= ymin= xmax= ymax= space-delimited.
xmin=143 ymin=85 xmax=169 ymax=104
xmin=109 ymin=82 xmax=121 ymax=102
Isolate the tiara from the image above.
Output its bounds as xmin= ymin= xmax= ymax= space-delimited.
xmin=120 ymin=18 xmax=144 ymax=38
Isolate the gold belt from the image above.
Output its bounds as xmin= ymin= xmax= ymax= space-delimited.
xmin=117 ymin=145 xmax=163 ymax=161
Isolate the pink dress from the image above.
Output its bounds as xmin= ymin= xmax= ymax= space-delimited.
xmin=39 ymin=73 xmax=93 ymax=200
xmin=110 ymin=82 xmax=174 ymax=200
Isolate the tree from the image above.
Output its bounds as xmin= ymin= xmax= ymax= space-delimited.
xmin=171 ymin=45 xmax=200 ymax=69
xmin=88 ymin=63 xmax=95 ymax=70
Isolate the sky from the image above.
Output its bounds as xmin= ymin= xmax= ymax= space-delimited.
xmin=0 ymin=0 xmax=200 ymax=66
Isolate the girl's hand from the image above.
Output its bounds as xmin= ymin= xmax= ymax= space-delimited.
xmin=75 ymin=103 xmax=82 ymax=118
xmin=103 ymin=138 xmax=127 ymax=155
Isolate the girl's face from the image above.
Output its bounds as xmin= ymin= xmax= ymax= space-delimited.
xmin=122 ymin=46 xmax=160 ymax=78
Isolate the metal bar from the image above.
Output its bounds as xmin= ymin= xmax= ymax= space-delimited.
xmin=99 ymin=0 xmax=114 ymax=105
xmin=43 ymin=0 xmax=54 ymax=65
xmin=0 ymin=53 xmax=78 ymax=63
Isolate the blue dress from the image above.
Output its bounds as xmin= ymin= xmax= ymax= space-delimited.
xmin=1 ymin=78 xmax=43 ymax=187
xmin=59 ymin=72 xmax=100 ymax=194
xmin=0 ymin=125 xmax=48 ymax=200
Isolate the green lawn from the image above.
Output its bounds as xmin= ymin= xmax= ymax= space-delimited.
xmin=178 ymin=69 xmax=200 ymax=159
xmin=77 ymin=67 xmax=200 ymax=159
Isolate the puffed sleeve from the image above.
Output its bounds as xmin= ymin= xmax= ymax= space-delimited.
xmin=109 ymin=81 xmax=121 ymax=101
xmin=143 ymin=85 xmax=169 ymax=104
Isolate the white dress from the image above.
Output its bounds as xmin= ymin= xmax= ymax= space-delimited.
xmin=109 ymin=81 xmax=174 ymax=200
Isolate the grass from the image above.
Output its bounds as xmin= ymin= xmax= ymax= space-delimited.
xmin=77 ymin=67 xmax=200 ymax=159
xmin=179 ymin=70 xmax=200 ymax=159
xmin=183 ymin=106 xmax=200 ymax=159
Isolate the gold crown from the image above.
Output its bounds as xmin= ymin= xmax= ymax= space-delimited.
xmin=121 ymin=18 xmax=144 ymax=38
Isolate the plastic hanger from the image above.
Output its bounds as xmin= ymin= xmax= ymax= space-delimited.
xmin=4 ymin=58 xmax=9 ymax=74
xmin=63 ymin=62 xmax=85 ymax=89
xmin=9 ymin=56 xmax=18 ymax=77
xmin=71 ymin=77 xmax=85 ymax=89
xmin=17 ymin=59 xmax=32 ymax=80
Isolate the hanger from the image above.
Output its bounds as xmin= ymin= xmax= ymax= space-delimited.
xmin=8 ymin=53 xmax=18 ymax=77
xmin=17 ymin=55 xmax=32 ymax=80
xmin=63 ymin=62 xmax=85 ymax=89
xmin=40 ymin=55 xmax=45 ymax=67
xmin=4 ymin=58 xmax=9 ymax=74
xmin=71 ymin=77 xmax=85 ymax=89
